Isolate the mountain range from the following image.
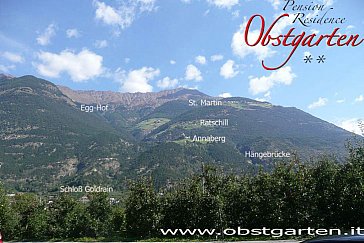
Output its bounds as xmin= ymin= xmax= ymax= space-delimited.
xmin=0 ymin=74 xmax=354 ymax=192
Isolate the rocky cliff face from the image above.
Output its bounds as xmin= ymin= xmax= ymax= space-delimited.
xmin=57 ymin=86 xmax=209 ymax=107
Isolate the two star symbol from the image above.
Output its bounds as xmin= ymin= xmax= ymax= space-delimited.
xmin=304 ymin=54 xmax=326 ymax=63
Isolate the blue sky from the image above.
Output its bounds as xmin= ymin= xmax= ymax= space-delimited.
xmin=0 ymin=0 xmax=363 ymax=134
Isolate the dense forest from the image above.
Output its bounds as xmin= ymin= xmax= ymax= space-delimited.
xmin=0 ymin=139 xmax=363 ymax=241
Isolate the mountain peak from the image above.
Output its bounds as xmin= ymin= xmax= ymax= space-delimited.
xmin=0 ymin=73 xmax=16 ymax=80
xmin=161 ymin=87 xmax=208 ymax=99
xmin=57 ymin=85 xmax=209 ymax=107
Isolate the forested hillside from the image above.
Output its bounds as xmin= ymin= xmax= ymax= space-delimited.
xmin=0 ymin=75 xmax=356 ymax=192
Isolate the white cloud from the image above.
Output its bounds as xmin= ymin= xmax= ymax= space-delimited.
xmin=210 ymin=54 xmax=223 ymax=62
xmin=138 ymin=0 xmax=157 ymax=12
xmin=270 ymin=12 xmax=295 ymax=36
xmin=185 ymin=64 xmax=202 ymax=81
xmin=94 ymin=1 xmax=123 ymax=26
xmin=308 ymin=97 xmax=328 ymax=109
xmin=266 ymin=0 xmax=280 ymax=10
xmin=0 ymin=32 xmax=29 ymax=51
xmin=232 ymin=10 xmax=239 ymax=18
xmin=181 ymin=84 xmax=199 ymax=90
xmin=157 ymin=77 xmax=179 ymax=89
xmin=93 ymin=0 xmax=156 ymax=33
xmin=37 ymin=24 xmax=56 ymax=46
xmin=355 ymin=95 xmax=364 ymax=103
xmin=232 ymin=19 xmax=275 ymax=61
xmin=117 ymin=67 xmax=159 ymax=93
xmin=170 ymin=60 xmax=176 ymax=65
xmin=181 ymin=0 xmax=191 ymax=3
xmin=0 ymin=64 xmax=15 ymax=73
xmin=36 ymin=49 xmax=103 ymax=82
xmin=311 ymin=29 xmax=320 ymax=34
xmin=232 ymin=14 xmax=295 ymax=61
xmin=255 ymin=91 xmax=271 ymax=102
xmin=304 ymin=0 xmax=333 ymax=24
xmin=249 ymin=66 xmax=296 ymax=95
xmin=94 ymin=40 xmax=108 ymax=48
xmin=338 ymin=118 xmax=363 ymax=135
xmin=66 ymin=28 xmax=80 ymax=38
xmin=346 ymin=25 xmax=355 ymax=30
xmin=336 ymin=99 xmax=345 ymax=104
xmin=219 ymin=92 xmax=232 ymax=98
xmin=2 ymin=52 xmax=24 ymax=63
xmin=207 ymin=0 xmax=239 ymax=9
xmin=195 ymin=55 xmax=207 ymax=65
xmin=322 ymin=0 xmax=334 ymax=7
xmin=304 ymin=51 xmax=312 ymax=57
xmin=255 ymin=98 xmax=266 ymax=102
xmin=264 ymin=91 xmax=272 ymax=100
xmin=220 ymin=59 xmax=238 ymax=79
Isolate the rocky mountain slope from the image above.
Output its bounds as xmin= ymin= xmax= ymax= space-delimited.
xmin=0 ymin=75 xmax=355 ymax=192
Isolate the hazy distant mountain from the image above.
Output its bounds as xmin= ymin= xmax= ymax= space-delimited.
xmin=0 ymin=75 xmax=354 ymax=192
xmin=0 ymin=73 xmax=15 ymax=80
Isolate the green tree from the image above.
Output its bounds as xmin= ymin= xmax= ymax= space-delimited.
xmin=27 ymin=207 xmax=49 ymax=240
xmin=0 ymin=184 xmax=19 ymax=240
xmin=87 ymin=193 xmax=112 ymax=237
xmin=48 ymin=194 xmax=92 ymax=239
xmin=222 ymin=176 xmax=254 ymax=228
xmin=160 ymin=167 xmax=223 ymax=236
xmin=310 ymin=158 xmax=340 ymax=228
xmin=13 ymin=193 xmax=43 ymax=239
xmin=125 ymin=178 xmax=158 ymax=238
xmin=111 ymin=206 xmax=126 ymax=236
xmin=336 ymin=140 xmax=364 ymax=227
